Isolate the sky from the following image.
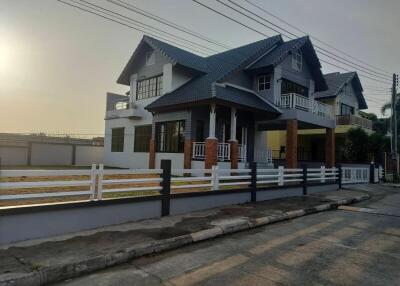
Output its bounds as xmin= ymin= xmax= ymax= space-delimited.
xmin=0 ymin=0 xmax=399 ymax=135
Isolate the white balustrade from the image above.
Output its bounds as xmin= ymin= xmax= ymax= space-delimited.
xmin=275 ymin=93 xmax=333 ymax=118
xmin=192 ymin=142 xmax=205 ymax=159
xmin=218 ymin=143 xmax=231 ymax=161
xmin=192 ymin=142 xmax=231 ymax=162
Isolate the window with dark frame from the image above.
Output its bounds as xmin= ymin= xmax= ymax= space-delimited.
xmin=156 ymin=120 xmax=185 ymax=153
xmin=340 ymin=103 xmax=354 ymax=115
xmin=134 ymin=125 xmax=152 ymax=152
xmin=292 ymin=50 xmax=302 ymax=71
xmin=257 ymin=74 xmax=271 ymax=91
xmin=136 ymin=75 xmax=163 ymax=100
xmin=281 ymin=79 xmax=308 ymax=97
xmin=111 ymin=127 xmax=124 ymax=152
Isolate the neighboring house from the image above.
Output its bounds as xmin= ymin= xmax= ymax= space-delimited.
xmin=267 ymin=71 xmax=371 ymax=162
xmin=104 ymin=34 xmax=337 ymax=170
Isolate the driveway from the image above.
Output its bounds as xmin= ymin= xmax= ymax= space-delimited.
xmin=53 ymin=184 xmax=400 ymax=286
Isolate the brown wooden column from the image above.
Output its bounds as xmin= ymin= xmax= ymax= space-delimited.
xmin=325 ymin=128 xmax=335 ymax=167
xmin=205 ymin=138 xmax=218 ymax=169
xmin=286 ymin=119 xmax=298 ymax=168
xmin=230 ymin=140 xmax=238 ymax=169
xmin=149 ymin=138 xmax=156 ymax=169
xmin=184 ymin=139 xmax=193 ymax=169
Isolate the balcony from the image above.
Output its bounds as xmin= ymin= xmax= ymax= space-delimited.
xmin=192 ymin=142 xmax=247 ymax=162
xmin=105 ymin=95 xmax=144 ymax=119
xmin=336 ymin=114 xmax=373 ymax=130
xmin=275 ymin=93 xmax=333 ymax=119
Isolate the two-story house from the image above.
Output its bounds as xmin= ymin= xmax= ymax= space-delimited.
xmin=267 ymin=71 xmax=371 ymax=162
xmin=104 ymin=34 xmax=336 ymax=170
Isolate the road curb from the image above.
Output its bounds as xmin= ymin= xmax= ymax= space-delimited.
xmin=0 ymin=194 xmax=369 ymax=286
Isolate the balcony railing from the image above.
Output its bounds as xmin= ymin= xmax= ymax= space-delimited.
xmin=336 ymin=115 xmax=372 ymax=130
xmin=275 ymin=93 xmax=333 ymax=118
xmin=192 ymin=142 xmax=247 ymax=162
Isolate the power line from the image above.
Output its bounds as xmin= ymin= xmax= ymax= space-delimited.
xmin=57 ymin=0 xmax=211 ymax=56
xmin=214 ymin=0 xmax=392 ymax=81
xmin=106 ymin=0 xmax=231 ymax=50
xmin=192 ymin=0 xmax=391 ymax=84
xmin=243 ymin=0 xmax=392 ymax=76
xmin=76 ymin=0 xmax=221 ymax=54
xmin=59 ymin=0 xmax=391 ymax=107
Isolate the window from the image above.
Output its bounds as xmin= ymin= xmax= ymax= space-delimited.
xmin=111 ymin=128 xmax=124 ymax=152
xmin=156 ymin=121 xmax=185 ymax=153
xmin=257 ymin=75 xmax=271 ymax=91
xmin=136 ymin=75 xmax=163 ymax=100
xmin=292 ymin=50 xmax=302 ymax=71
xmin=340 ymin=103 xmax=354 ymax=115
xmin=134 ymin=125 xmax=152 ymax=152
xmin=281 ymin=79 xmax=308 ymax=97
xmin=145 ymin=51 xmax=155 ymax=66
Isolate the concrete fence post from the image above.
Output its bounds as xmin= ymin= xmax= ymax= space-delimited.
xmin=97 ymin=164 xmax=104 ymax=200
xmin=89 ymin=164 xmax=97 ymax=201
xmin=250 ymin=162 xmax=257 ymax=202
xmin=321 ymin=166 xmax=326 ymax=183
xmin=278 ymin=166 xmax=284 ymax=186
xmin=160 ymin=159 xmax=171 ymax=216
xmin=302 ymin=165 xmax=307 ymax=195
xmin=211 ymin=165 xmax=219 ymax=191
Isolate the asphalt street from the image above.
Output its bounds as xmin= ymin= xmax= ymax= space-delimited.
xmin=53 ymin=185 xmax=400 ymax=286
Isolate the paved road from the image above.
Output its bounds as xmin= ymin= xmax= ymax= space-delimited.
xmin=54 ymin=185 xmax=400 ymax=286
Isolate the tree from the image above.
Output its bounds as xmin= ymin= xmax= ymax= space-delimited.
xmin=341 ymin=128 xmax=370 ymax=163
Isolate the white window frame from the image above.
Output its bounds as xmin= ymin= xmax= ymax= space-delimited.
xmin=292 ymin=50 xmax=302 ymax=72
xmin=146 ymin=51 xmax=155 ymax=66
xmin=257 ymin=74 xmax=271 ymax=91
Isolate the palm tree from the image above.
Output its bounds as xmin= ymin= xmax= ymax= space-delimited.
xmin=381 ymin=93 xmax=400 ymax=116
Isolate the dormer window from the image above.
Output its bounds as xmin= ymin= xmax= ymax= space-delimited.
xmin=146 ymin=51 xmax=155 ymax=66
xmin=257 ymin=74 xmax=271 ymax=91
xmin=292 ymin=50 xmax=302 ymax=71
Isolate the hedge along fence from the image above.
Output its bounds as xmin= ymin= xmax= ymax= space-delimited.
xmin=0 ymin=161 xmax=383 ymax=209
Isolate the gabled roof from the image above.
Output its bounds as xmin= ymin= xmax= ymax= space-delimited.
xmin=246 ymin=36 xmax=327 ymax=91
xmin=314 ymin=72 xmax=367 ymax=109
xmin=118 ymin=35 xmax=207 ymax=85
xmin=146 ymin=35 xmax=283 ymax=111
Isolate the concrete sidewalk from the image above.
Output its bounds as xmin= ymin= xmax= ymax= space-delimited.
xmin=0 ymin=188 xmax=369 ymax=286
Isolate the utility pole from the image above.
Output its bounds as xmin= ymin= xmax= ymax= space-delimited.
xmin=392 ymin=73 xmax=399 ymax=178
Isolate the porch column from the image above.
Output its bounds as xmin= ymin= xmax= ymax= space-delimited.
xmin=325 ymin=128 xmax=335 ymax=167
xmin=149 ymin=121 xmax=156 ymax=169
xmin=286 ymin=119 xmax=298 ymax=168
xmin=205 ymin=103 xmax=218 ymax=169
xmin=229 ymin=107 xmax=238 ymax=169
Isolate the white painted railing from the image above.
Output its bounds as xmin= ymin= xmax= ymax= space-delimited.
xmin=275 ymin=93 xmax=333 ymax=118
xmin=192 ymin=142 xmax=231 ymax=161
xmin=1 ymin=165 xmax=383 ymax=207
xmin=218 ymin=143 xmax=231 ymax=161
xmin=341 ymin=167 xmax=369 ymax=184
xmin=115 ymin=98 xmax=130 ymax=110
xmin=238 ymin=144 xmax=247 ymax=162
xmin=192 ymin=142 xmax=205 ymax=159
